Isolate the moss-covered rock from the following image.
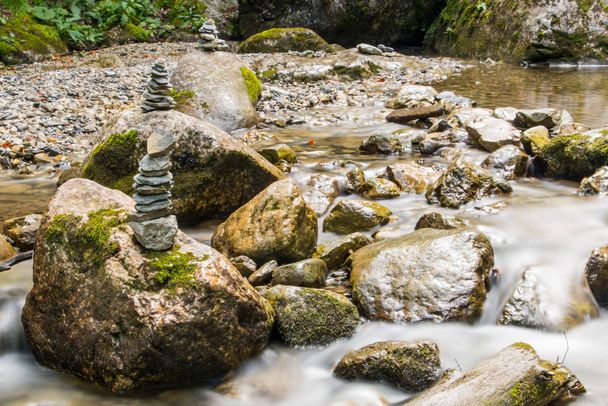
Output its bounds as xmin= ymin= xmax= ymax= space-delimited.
xmin=323 ymin=200 xmax=392 ymax=235
xmin=239 ymin=27 xmax=332 ymax=53
xmin=521 ymin=126 xmax=550 ymax=156
xmin=0 ymin=14 xmax=68 ymax=65
xmin=22 ymin=179 xmax=274 ymax=393
xmin=257 ymin=144 xmax=297 ymax=164
xmin=263 ymin=285 xmax=359 ymax=347
xmin=539 ymin=132 xmax=608 ymax=180
xmin=240 ymin=66 xmax=262 ymax=104
xmin=333 ymin=341 xmax=442 ymax=392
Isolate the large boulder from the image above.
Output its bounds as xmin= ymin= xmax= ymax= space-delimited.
xmin=238 ymin=0 xmax=446 ymax=47
xmin=21 ymin=179 xmax=274 ymax=393
xmin=262 ymin=285 xmax=360 ymax=347
xmin=239 ymin=28 xmax=332 ymax=53
xmin=586 ymin=244 xmax=608 ymax=306
xmin=171 ymin=51 xmax=259 ymax=132
xmin=212 ymin=179 xmax=318 ymax=265
xmin=81 ymin=109 xmax=283 ymax=223
xmin=350 ymin=228 xmax=494 ymax=323
xmin=539 ymin=132 xmax=608 ymax=180
xmin=333 ymin=341 xmax=441 ymax=392
xmin=405 ymin=343 xmax=585 ymax=405
xmin=0 ymin=15 xmax=68 ymax=65
xmin=426 ymin=159 xmax=513 ymax=208
xmin=465 ymin=117 xmax=521 ymax=152
xmin=428 ymin=0 xmax=608 ymax=63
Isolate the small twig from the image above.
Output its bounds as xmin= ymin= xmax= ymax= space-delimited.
xmin=454 ymin=358 xmax=462 ymax=371
xmin=556 ymin=331 xmax=569 ymax=365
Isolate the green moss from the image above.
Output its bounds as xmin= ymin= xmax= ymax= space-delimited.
xmin=146 ymin=246 xmax=202 ymax=290
xmin=45 ymin=208 xmax=126 ymax=273
xmin=169 ymin=88 xmax=195 ymax=109
xmin=540 ymin=133 xmax=608 ymax=180
xmin=82 ymin=130 xmax=142 ymax=194
xmin=0 ymin=14 xmax=67 ymax=64
xmin=240 ymin=66 xmax=262 ymax=105
xmin=239 ymin=27 xmax=331 ymax=54
xmin=125 ymin=23 xmax=152 ymax=43
xmin=260 ymin=68 xmax=278 ymax=81
xmin=511 ymin=342 xmax=536 ymax=353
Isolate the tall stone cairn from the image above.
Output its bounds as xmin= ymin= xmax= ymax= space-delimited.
xmin=129 ymin=129 xmax=178 ymax=251
xmin=199 ymin=19 xmax=229 ymax=51
xmin=141 ymin=60 xmax=176 ymax=113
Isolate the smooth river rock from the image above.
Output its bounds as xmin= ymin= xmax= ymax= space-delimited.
xmin=323 ymin=200 xmax=392 ymax=235
xmin=480 ymin=144 xmax=529 ymax=180
xmin=414 ymin=212 xmax=467 ymax=231
xmin=313 ymin=233 xmax=372 ymax=270
xmin=586 ymin=244 xmax=608 ymax=306
xmin=465 ymin=117 xmax=521 ymax=152
xmin=271 ymin=258 xmax=328 ymax=288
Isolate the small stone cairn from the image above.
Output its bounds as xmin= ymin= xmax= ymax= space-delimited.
xmin=129 ymin=129 xmax=178 ymax=251
xmin=199 ymin=19 xmax=229 ymax=51
xmin=141 ymin=60 xmax=175 ymax=113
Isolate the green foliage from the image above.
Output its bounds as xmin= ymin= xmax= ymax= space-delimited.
xmin=0 ymin=0 xmax=28 ymax=12
xmin=169 ymin=88 xmax=195 ymax=108
xmin=146 ymin=247 xmax=201 ymax=290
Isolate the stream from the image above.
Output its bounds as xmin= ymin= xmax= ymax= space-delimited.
xmin=1 ymin=63 xmax=607 ymax=405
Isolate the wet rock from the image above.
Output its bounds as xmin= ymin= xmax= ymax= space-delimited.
xmin=357 ymin=44 xmax=382 ymax=55
xmin=257 ymin=144 xmax=297 ymax=164
xmin=0 ymin=235 xmax=17 ymax=262
xmin=359 ymin=134 xmax=402 ymax=155
xmin=351 ymin=228 xmax=494 ymax=323
xmin=513 ymin=108 xmax=563 ymax=129
xmin=380 ymin=163 xmax=437 ymax=194
xmin=521 ymin=126 xmax=550 ymax=156
xmin=313 ymin=233 xmax=372 ymax=270
xmin=323 ymin=200 xmax=392 ymax=235
xmin=499 ymin=267 xmax=599 ymax=331
xmin=406 ymin=343 xmax=585 ymax=405
xmin=230 ymin=256 xmax=257 ymax=278
xmin=386 ymin=105 xmax=444 ymax=124
xmin=539 ymin=132 xmax=608 ymax=180
xmin=360 ymin=178 xmax=401 ymax=200
xmin=303 ymin=174 xmax=339 ymax=216
xmin=415 ymin=212 xmax=467 ymax=231
xmin=426 ymin=159 xmax=513 ymax=208
xmin=21 ymin=179 xmax=274 ymax=393
xmin=3 ymin=214 xmax=42 ymax=251
xmin=333 ymin=341 xmax=442 ymax=392
xmin=82 ymin=109 xmax=282 ymax=223
xmin=263 ymin=285 xmax=359 ymax=347
xmin=171 ymin=51 xmax=258 ymax=132
xmin=481 ymin=145 xmax=529 ymax=180
xmin=578 ymin=166 xmax=608 ymax=195
xmin=586 ymin=245 xmax=608 ymax=306
xmin=239 ymin=28 xmax=332 ymax=53
xmin=465 ymin=117 xmax=521 ymax=152
xmin=419 ymin=139 xmax=448 ymax=156
xmin=345 ymin=166 xmax=366 ymax=193
xmin=390 ymin=85 xmax=438 ymax=109
xmin=212 ymin=179 xmax=318 ymax=265
xmin=249 ymin=260 xmax=278 ymax=286
xmin=272 ymin=258 xmax=328 ymax=288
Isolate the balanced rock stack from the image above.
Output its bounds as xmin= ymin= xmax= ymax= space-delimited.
xmin=141 ymin=60 xmax=176 ymax=113
xmin=199 ymin=19 xmax=229 ymax=51
xmin=129 ymin=129 xmax=178 ymax=251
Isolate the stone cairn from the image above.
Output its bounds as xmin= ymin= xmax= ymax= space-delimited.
xmin=141 ymin=60 xmax=176 ymax=113
xmin=199 ymin=19 xmax=228 ymax=51
xmin=129 ymin=129 xmax=178 ymax=251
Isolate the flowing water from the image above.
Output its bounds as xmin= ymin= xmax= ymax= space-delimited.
xmin=1 ymin=63 xmax=608 ymax=405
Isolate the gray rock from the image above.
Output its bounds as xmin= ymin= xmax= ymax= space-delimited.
xmin=133 ymin=193 xmax=171 ymax=206
xmin=359 ymin=134 xmax=402 ymax=155
xmin=586 ymin=245 xmax=608 ymax=306
xmin=141 ymin=61 xmax=176 ymax=112
xmin=129 ymin=215 xmax=178 ymax=251
xmin=139 ymin=155 xmax=171 ymax=175
xmin=132 ymin=183 xmax=172 ymax=196
xmin=146 ymin=129 xmax=176 ymax=158
xmin=377 ymin=44 xmax=394 ymax=53
xmin=248 ymin=260 xmax=278 ymax=286
xmin=466 ymin=117 xmax=521 ymax=152
xmin=272 ymin=258 xmax=328 ymax=288
xmin=578 ymin=166 xmax=608 ymax=195
xmin=128 ymin=207 xmax=172 ymax=223
xmin=493 ymin=107 xmax=518 ymax=122
xmin=415 ymin=212 xmax=467 ymax=231
xmin=480 ymin=145 xmax=529 ymax=180
xmin=133 ymin=173 xmax=173 ymax=187
xmin=357 ymin=44 xmax=382 ymax=55
xmin=513 ymin=108 xmax=562 ymax=129
xmin=323 ymin=200 xmax=392 ymax=235
xmin=302 ymin=174 xmax=339 ymax=216
xmin=230 ymin=256 xmax=257 ymax=278
xmin=313 ymin=233 xmax=372 ymax=270
xmin=135 ymin=200 xmax=172 ymax=213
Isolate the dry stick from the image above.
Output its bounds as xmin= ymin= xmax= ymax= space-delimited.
xmin=454 ymin=358 xmax=463 ymax=371
xmin=556 ymin=331 xmax=570 ymax=365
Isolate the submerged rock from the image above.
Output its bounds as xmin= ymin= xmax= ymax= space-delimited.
xmin=405 ymin=343 xmax=585 ymax=405
xmin=586 ymin=244 xmax=608 ymax=306
xmin=578 ymin=166 xmax=608 ymax=195
xmin=426 ymin=159 xmax=513 ymax=208
xmin=415 ymin=212 xmax=467 ymax=231
xmin=21 ymin=179 xmax=274 ymax=393
xmin=3 ymin=214 xmax=42 ymax=251
xmin=212 ymin=179 xmax=318 ymax=265
xmin=351 ymin=228 xmax=494 ymax=323
xmin=480 ymin=145 xmax=529 ymax=180
xmin=465 ymin=117 xmax=520 ymax=152
xmin=359 ymin=134 xmax=402 ymax=155
xmin=539 ymin=132 xmax=608 ymax=180
xmin=323 ymin=200 xmax=392 ymax=235
xmin=263 ymin=285 xmax=359 ymax=347
xmin=333 ymin=341 xmax=441 ymax=392
xmin=271 ymin=258 xmax=328 ymax=288
xmin=239 ymin=28 xmax=332 ymax=53
xmin=313 ymin=233 xmax=372 ymax=270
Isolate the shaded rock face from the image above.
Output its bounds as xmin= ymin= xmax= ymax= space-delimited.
xmin=81 ymin=109 xmax=283 ymax=223
xmin=212 ymin=179 xmax=318 ymax=265
xmin=499 ymin=267 xmax=599 ymax=331
xmin=323 ymin=200 xmax=392 ymax=235
xmin=386 ymin=105 xmax=445 ymax=124
xmin=313 ymin=233 xmax=372 ymax=270
xmin=238 ymin=0 xmax=445 ymax=47
xmin=262 ymin=285 xmax=359 ymax=347
xmin=465 ymin=117 xmax=521 ymax=152
xmin=21 ymin=179 xmax=274 ymax=393
xmin=428 ymin=0 xmax=608 ymax=63
xmin=351 ymin=228 xmax=494 ymax=324
xmin=359 ymin=134 xmax=402 ymax=155
xmin=171 ymin=51 xmax=258 ymax=132
xmin=578 ymin=166 xmax=608 ymax=195
xmin=3 ymin=214 xmax=42 ymax=251
xmin=426 ymin=159 xmax=513 ymax=208
xmin=405 ymin=343 xmax=586 ymax=405
xmin=586 ymin=245 xmax=608 ymax=306
xmin=513 ymin=109 xmax=564 ymax=129
xmin=539 ymin=132 xmax=608 ymax=180
xmin=480 ymin=145 xmax=529 ymax=180
xmin=239 ymin=28 xmax=332 ymax=53
xmin=333 ymin=341 xmax=442 ymax=392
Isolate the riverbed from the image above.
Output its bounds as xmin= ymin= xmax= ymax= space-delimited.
xmin=1 ymin=62 xmax=607 ymax=405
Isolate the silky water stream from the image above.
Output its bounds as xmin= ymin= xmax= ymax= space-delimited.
xmin=1 ymin=64 xmax=607 ymax=405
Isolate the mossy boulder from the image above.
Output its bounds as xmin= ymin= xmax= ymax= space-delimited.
xmin=262 ymin=285 xmax=359 ymax=347
xmin=0 ymin=14 xmax=68 ymax=65
xmin=333 ymin=341 xmax=442 ymax=392
xmin=21 ymin=179 xmax=274 ymax=393
xmin=586 ymin=244 xmax=608 ymax=306
xmin=539 ymin=132 xmax=608 ymax=180
xmin=171 ymin=51 xmax=259 ymax=132
xmin=81 ymin=108 xmax=283 ymax=223
xmin=323 ymin=200 xmax=392 ymax=235
xmin=427 ymin=0 xmax=608 ymax=63
xmin=350 ymin=228 xmax=494 ymax=323
xmin=239 ymin=28 xmax=332 ymax=53
xmin=406 ymin=343 xmax=585 ymax=405
xmin=313 ymin=233 xmax=372 ymax=270
xmin=212 ymin=179 xmax=318 ymax=265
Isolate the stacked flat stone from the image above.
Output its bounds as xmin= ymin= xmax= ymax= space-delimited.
xmin=141 ymin=60 xmax=176 ymax=113
xmin=199 ymin=19 xmax=229 ymax=51
xmin=129 ymin=129 xmax=178 ymax=251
